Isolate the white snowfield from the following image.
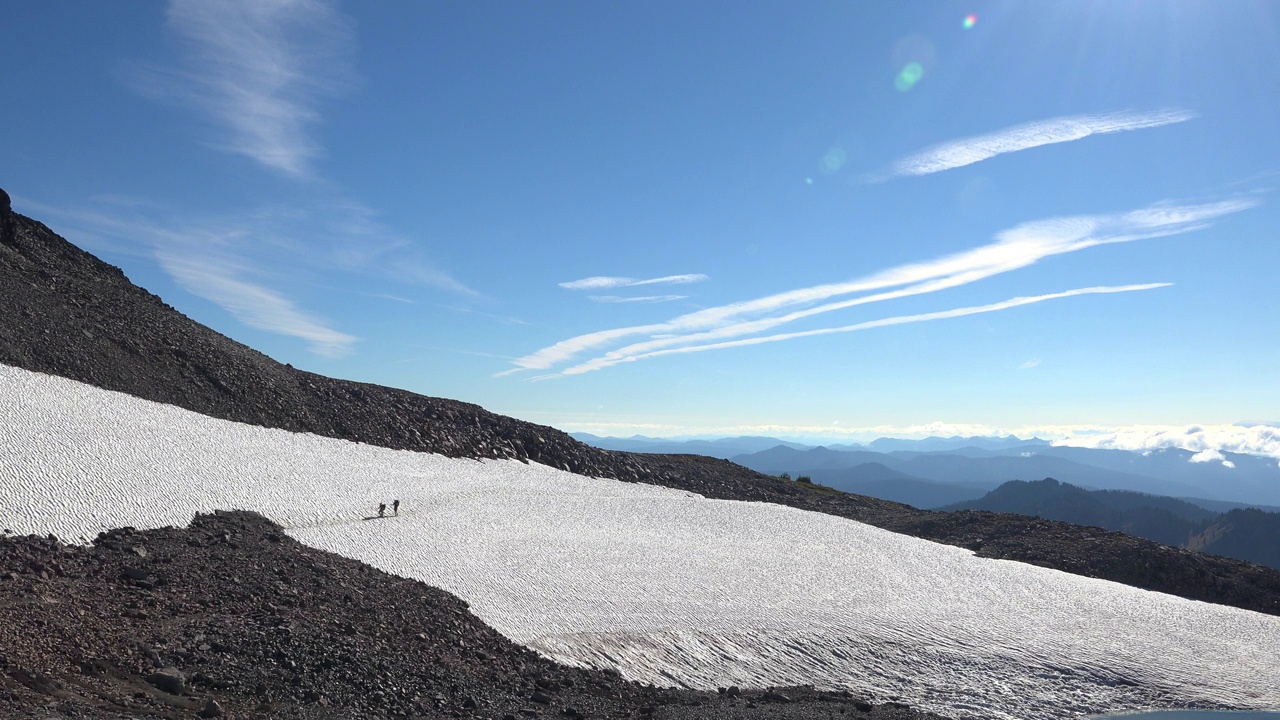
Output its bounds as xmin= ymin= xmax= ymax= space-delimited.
xmin=1 ymin=364 xmax=1278 ymax=720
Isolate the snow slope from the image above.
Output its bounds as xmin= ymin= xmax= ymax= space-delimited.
xmin=2 ymin=363 xmax=1278 ymax=720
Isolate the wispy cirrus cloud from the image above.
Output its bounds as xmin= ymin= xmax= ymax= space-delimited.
xmin=22 ymin=198 xmax=360 ymax=357
xmin=157 ymin=251 xmax=357 ymax=357
xmin=127 ymin=0 xmax=355 ymax=177
xmin=321 ymin=198 xmax=479 ymax=298
xmin=560 ymin=274 xmax=708 ymax=290
xmin=884 ymin=109 xmax=1196 ymax=179
xmin=90 ymin=0 xmax=479 ymax=354
xmin=499 ymin=198 xmax=1254 ymax=378
xmin=551 ymin=284 xmax=1170 ymax=377
xmin=589 ymin=295 xmax=688 ymax=304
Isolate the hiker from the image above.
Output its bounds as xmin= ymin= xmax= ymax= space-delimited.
xmin=393 ymin=499 xmax=400 ymax=516
xmin=378 ymin=502 xmax=386 ymax=518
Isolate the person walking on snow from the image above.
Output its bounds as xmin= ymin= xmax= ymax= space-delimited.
xmin=393 ymin=499 xmax=400 ymax=516
xmin=378 ymin=502 xmax=386 ymax=518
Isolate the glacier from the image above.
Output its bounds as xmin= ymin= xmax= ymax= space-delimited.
xmin=1 ymin=363 xmax=1278 ymax=720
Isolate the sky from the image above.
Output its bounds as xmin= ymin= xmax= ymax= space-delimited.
xmin=3 ymin=1 xmax=1279 ymax=456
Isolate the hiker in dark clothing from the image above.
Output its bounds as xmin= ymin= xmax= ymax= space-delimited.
xmin=393 ymin=499 xmax=400 ymax=516
xmin=378 ymin=502 xmax=386 ymax=518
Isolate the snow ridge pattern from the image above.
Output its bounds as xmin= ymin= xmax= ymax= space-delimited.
xmin=2 ymin=364 xmax=1277 ymax=720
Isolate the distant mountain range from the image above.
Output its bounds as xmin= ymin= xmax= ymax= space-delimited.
xmin=575 ymin=431 xmax=1280 ymax=569
xmin=569 ymin=433 xmax=809 ymax=457
xmin=571 ymin=433 xmax=1050 ymax=457
xmin=573 ymin=434 xmax=1280 ymax=508
xmin=944 ymin=478 xmax=1280 ymax=570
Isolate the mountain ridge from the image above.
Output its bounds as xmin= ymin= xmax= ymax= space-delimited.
xmin=945 ymin=478 xmax=1280 ymax=569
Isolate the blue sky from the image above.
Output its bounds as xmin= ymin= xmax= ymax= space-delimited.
xmin=3 ymin=1 xmax=1279 ymax=454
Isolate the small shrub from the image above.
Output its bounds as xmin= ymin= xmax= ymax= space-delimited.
xmin=797 ymin=475 xmax=813 ymax=484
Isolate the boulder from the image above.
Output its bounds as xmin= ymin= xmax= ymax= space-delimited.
xmin=147 ymin=667 xmax=186 ymax=695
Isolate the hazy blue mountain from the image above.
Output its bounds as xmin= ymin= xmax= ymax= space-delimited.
xmin=883 ymin=446 xmax=1043 ymax=460
xmin=1176 ymin=497 xmax=1280 ymax=514
xmin=946 ymin=479 xmax=1280 ymax=569
xmin=737 ymin=445 xmax=1205 ymax=496
xmin=865 ymin=435 xmax=1051 ymax=453
xmin=590 ymin=434 xmax=1280 ymax=507
xmin=895 ymin=453 xmax=1204 ymax=497
xmin=571 ymin=433 xmax=810 ymax=458
xmin=942 ymin=478 xmax=1207 ymax=547
xmin=803 ymin=464 xmax=995 ymax=509
xmin=1032 ymin=445 xmax=1280 ymax=505
xmin=731 ymin=445 xmax=903 ymax=474
xmin=732 ymin=445 xmax=1201 ymax=497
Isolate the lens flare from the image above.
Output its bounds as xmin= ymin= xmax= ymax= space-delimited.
xmin=821 ymin=147 xmax=847 ymax=175
xmin=963 ymin=14 xmax=977 ymax=29
xmin=895 ymin=62 xmax=925 ymax=92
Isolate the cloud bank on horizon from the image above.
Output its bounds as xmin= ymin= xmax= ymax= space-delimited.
xmin=501 ymin=197 xmax=1255 ymax=379
xmin=1059 ymin=423 xmax=1280 ymax=465
xmin=884 ymin=109 xmax=1197 ymax=179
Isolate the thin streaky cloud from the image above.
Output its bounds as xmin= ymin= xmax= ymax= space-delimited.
xmin=27 ymin=198 xmax=368 ymax=357
xmin=502 ymin=198 xmax=1253 ymax=376
xmin=312 ymin=198 xmax=480 ymax=298
xmin=399 ymin=344 xmax=518 ymax=361
xmin=589 ymin=295 xmax=688 ymax=304
xmin=128 ymin=0 xmax=356 ymax=177
xmin=888 ymin=109 xmax=1196 ymax=178
xmin=582 ymin=267 xmax=1001 ymax=368
xmin=554 ymin=284 xmax=1171 ymax=376
xmin=442 ymin=305 xmax=530 ymax=326
xmin=560 ymin=274 xmax=708 ymax=290
xmin=157 ymin=251 xmax=357 ymax=357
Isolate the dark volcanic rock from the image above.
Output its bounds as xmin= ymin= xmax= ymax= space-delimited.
xmin=0 ymin=511 xmax=944 ymax=720
xmin=0 ymin=187 xmax=11 ymax=241
xmin=1 ymin=195 xmax=1280 ymax=618
xmin=147 ymin=667 xmax=186 ymax=695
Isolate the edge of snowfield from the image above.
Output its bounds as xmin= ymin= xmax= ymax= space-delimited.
xmin=1 ymin=363 xmax=1277 ymax=720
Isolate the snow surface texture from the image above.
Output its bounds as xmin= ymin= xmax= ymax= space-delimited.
xmin=1 ymin=363 xmax=1278 ymax=720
